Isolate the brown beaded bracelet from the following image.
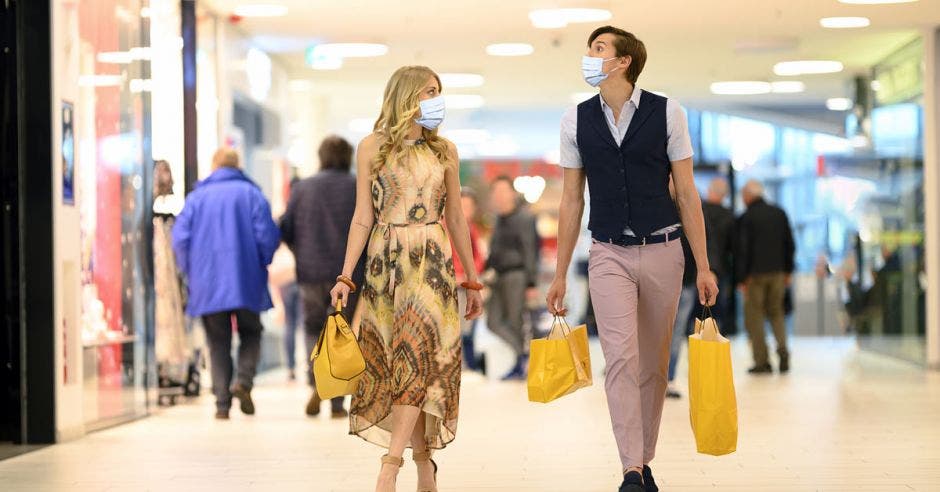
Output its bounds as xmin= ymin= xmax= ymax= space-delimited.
xmin=460 ymin=280 xmax=484 ymax=291
xmin=336 ymin=275 xmax=357 ymax=293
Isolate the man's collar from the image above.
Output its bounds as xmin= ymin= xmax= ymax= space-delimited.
xmin=599 ymin=87 xmax=642 ymax=113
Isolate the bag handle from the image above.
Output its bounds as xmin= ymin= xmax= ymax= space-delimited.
xmin=335 ymin=299 xmax=343 ymax=314
xmin=695 ymin=304 xmax=723 ymax=338
xmin=549 ymin=315 xmax=573 ymax=338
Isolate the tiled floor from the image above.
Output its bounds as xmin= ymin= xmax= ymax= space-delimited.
xmin=1 ymin=337 xmax=939 ymax=491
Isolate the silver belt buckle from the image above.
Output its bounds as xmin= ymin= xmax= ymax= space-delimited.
xmin=641 ymin=236 xmax=647 ymax=246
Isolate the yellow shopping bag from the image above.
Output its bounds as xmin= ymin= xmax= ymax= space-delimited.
xmin=527 ymin=316 xmax=592 ymax=403
xmin=687 ymin=306 xmax=738 ymax=455
xmin=311 ymin=301 xmax=366 ymax=400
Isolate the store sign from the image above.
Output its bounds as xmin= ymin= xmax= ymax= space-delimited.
xmin=873 ymin=39 xmax=923 ymax=106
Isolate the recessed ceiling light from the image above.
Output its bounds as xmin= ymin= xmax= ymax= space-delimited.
xmin=312 ymin=43 xmax=388 ymax=58
xmin=439 ymin=73 xmax=484 ymax=88
xmin=570 ymin=92 xmax=597 ymax=104
xmin=773 ymin=60 xmax=844 ymax=76
xmin=444 ymin=94 xmax=485 ymax=109
xmin=838 ymin=0 xmax=917 ymax=4
xmin=826 ymin=98 xmax=853 ymax=111
xmin=770 ymin=81 xmax=806 ymax=93
xmin=710 ymin=81 xmax=772 ymax=95
xmin=820 ymin=17 xmax=871 ymax=28
xmin=529 ymin=8 xmax=611 ymax=29
xmin=486 ymin=43 xmax=535 ymax=57
xmin=233 ymin=4 xmax=288 ymax=17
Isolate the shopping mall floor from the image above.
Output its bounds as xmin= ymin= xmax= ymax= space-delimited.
xmin=1 ymin=337 xmax=939 ymax=492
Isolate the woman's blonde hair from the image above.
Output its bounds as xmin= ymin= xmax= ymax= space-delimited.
xmin=372 ymin=66 xmax=450 ymax=172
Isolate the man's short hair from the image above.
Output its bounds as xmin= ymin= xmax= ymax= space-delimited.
xmin=212 ymin=148 xmax=240 ymax=170
xmin=743 ymin=179 xmax=765 ymax=199
xmin=588 ymin=26 xmax=647 ymax=85
xmin=318 ymin=135 xmax=354 ymax=171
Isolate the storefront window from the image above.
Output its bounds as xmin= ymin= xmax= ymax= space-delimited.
xmin=65 ymin=0 xmax=152 ymax=427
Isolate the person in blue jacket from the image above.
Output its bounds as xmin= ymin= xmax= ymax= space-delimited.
xmin=172 ymin=148 xmax=280 ymax=420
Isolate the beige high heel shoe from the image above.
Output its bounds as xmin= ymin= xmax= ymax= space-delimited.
xmin=378 ymin=455 xmax=403 ymax=491
xmin=412 ymin=450 xmax=438 ymax=492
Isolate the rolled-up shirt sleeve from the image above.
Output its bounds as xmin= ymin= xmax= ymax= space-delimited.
xmin=559 ymin=106 xmax=582 ymax=169
xmin=666 ymin=98 xmax=694 ymax=162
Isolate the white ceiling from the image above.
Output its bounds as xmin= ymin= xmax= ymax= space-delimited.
xmin=207 ymin=0 xmax=939 ymax=126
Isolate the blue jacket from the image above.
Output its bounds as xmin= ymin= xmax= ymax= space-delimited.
xmin=172 ymin=167 xmax=281 ymax=317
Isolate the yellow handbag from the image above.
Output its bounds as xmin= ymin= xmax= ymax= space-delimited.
xmin=527 ymin=316 xmax=593 ymax=403
xmin=311 ymin=301 xmax=366 ymax=400
xmin=688 ymin=306 xmax=738 ymax=456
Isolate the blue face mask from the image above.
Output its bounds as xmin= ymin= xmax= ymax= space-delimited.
xmin=415 ymin=95 xmax=446 ymax=130
xmin=581 ymin=55 xmax=620 ymax=87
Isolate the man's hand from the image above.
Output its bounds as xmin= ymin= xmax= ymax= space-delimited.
xmin=697 ymin=270 xmax=719 ymax=306
xmin=545 ymin=279 xmax=567 ymax=315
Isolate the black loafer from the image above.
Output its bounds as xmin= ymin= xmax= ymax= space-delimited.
xmin=619 ymin=471 xmax=645 ymax=492
xmin=231 ymin=384 xmax=255 ymax=415
xmin=642 ymin=465 xmax=659 ymax=492
xmin=747 ymin=364 xmax=773 ymax=374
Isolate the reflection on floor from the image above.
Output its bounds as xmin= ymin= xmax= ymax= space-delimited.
xmin=1 ymin=337 xmax=939 ymax=491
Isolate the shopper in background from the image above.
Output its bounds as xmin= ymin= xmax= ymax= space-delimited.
xmin=152 ymin=160 xmax=188 ymax=391
xmin=172 ymin=148 xmax=280 ymax=420
xmin=329 ymin=66 xmax=483 ymax=492
xmin=666 ymin=235 xmax=697 ymax=399
xmin=546 ymin=26 xmax=717 ymax=492
xmin=280 ymin=135 xmax=363 ymax=418
xmin=702 ymin=177 xmax=736 ymax=334
xmin=737 ymin=179 xmax=796 ymax=374
xmin=486 ymin=175 xmax=540 ymax=381
xmin=450 ymin=187 xmax=486 ymax=371
xmin=277 ymin=177 xmax=303 ymax=382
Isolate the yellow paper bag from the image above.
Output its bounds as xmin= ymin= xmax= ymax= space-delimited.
xmin=311 ymin=301 xmax=366 ymax=400
xmin=687 ymin=308 xmax=738 ymax=455
xmin=527 ymin=316 xmax=592 ymax=403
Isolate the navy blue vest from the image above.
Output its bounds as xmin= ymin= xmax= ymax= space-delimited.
xmin=576 ymin=91 xmax=680 ymax=241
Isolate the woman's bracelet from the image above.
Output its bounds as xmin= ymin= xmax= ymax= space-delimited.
xmin=336 ymin=275 xmax=357 ymax=293
xmin=460 ymin=280 xmax=484 ymax=291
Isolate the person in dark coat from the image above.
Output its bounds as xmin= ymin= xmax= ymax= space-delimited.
xmin=737 ymin=179 xmax=795 ymax=374
xmin=702 ymin=178 xmax=736 ymax=333
xmin=172 ymin=148 xmax=280 ymax=419
xmin=280 ymin=135 xmax=363 ymax=418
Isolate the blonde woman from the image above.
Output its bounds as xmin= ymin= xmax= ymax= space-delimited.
xmin=330 ymin=66 xmax=484 ymax=492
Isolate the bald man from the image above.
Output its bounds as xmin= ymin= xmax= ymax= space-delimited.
xmin=173 ymin=148 xmax=281 ymax=419
xmin=736 ymin=179 xmax=795 ymax=374
xmin=702 ymin=178 xmax=736 ymax=332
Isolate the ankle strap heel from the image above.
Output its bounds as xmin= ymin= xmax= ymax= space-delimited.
xmin=381 ymin=454 xmax=404 ymax=467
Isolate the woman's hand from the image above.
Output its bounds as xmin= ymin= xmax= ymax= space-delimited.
xmin=330 ymin=282 xmax=351 ymax=308
xmin=464 ymin=289 xmax=484 ymax=320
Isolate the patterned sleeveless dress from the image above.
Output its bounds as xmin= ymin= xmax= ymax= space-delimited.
xmin=350 ymin=139 xmax=461 ymax=450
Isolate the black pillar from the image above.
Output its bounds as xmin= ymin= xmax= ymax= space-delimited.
xmin=181 ymin=0 xmax=198 ymax=193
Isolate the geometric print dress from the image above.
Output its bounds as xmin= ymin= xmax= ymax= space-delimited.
xmin=350 ymin=139 xmax=461 ymax=450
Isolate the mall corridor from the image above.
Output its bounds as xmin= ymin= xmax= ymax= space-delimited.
xmin=1 ymin=338 xmax=938 ymax=491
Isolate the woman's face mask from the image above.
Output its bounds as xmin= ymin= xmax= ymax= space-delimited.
xmin=415 ymin=95 xmax=446 ymax=130
xmin=581 ymin=55 xmax=621 ymax=87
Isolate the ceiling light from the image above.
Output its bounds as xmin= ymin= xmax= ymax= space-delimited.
xmin=570 ymin=92 xmax=597 ymax=104
xmin=233 ymin=4 xmax=288 ymax=17
xmin=827 ymin=98 xmax=853 ymax=111
xmin=774 ymin=60 xmax=844 ymax=76
xmin=486 ymin=43 xmax=535 ymax=57
xmin=770 ymin=81 xmax=806 ymax=93
xmin=820 ymin=17 xmax=871 ymax=28
xmin=439 ymin=73 xmax=484 ymax=88
xmin=529 ymin=8 xmax=612 ymax=29
xmin=838 ymin=0 xmax=917 ymax=4
xmin=444 ymin=94 xmax=484 ymax=110
xmin=311 ymin=43 xmax=388 ymax=58
xmin=871 ymin=80 xmax=882 ymax=91
xmin=710 ymin=81 xmax=772 ymax=95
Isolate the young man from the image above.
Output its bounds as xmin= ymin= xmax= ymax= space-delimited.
xmin=172 ymin=148 xmax=281 ymax=420
xmin=546 ymin=26 xmax=717 ymax=492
